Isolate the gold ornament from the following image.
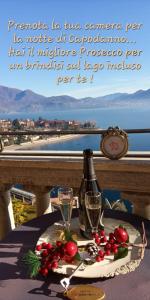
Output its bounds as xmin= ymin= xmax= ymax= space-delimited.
xmin=100 ymin=126 xmax=128 ymax=160
xmin=65 ymin=285 xmax=105 ymax=300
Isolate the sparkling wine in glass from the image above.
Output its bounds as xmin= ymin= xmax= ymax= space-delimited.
xmin=85 ymin=191 xmax=102 ymax=234
xmin=58 ymin=187 xmax=73 ymax=231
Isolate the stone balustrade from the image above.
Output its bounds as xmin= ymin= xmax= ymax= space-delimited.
xmin=0 ymin=150 xmax=150 ymax=240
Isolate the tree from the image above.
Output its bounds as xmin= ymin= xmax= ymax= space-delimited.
xmin=12 ymin=119 xmax=21 ymax=130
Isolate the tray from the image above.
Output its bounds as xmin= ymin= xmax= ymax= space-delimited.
xmin=36 ymin=218 xmax=143 ymax=278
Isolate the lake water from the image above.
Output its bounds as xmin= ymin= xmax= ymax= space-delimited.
xmin=2 ymin=106 xmax=149 ymax=151
xmin=3 ymin=106 xmax=149 ymax=210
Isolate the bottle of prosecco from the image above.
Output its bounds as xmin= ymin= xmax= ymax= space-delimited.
xmin=78 ymin=149 xmax=102 ymax=239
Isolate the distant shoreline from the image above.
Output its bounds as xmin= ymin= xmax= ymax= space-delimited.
xmin=5 ymin=134 xmax=84 ymax=151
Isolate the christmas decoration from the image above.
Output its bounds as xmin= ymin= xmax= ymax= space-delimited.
xmin=114 ymin=225 xmax=129 ymax=243
xmin=64 ymin=241 xmax=78 ymax=257
xmin=22 ymin=223 xmax=147 ymax=278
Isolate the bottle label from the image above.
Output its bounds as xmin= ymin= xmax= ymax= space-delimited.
xmin=84 ymin=178 xmax=96 ymax=181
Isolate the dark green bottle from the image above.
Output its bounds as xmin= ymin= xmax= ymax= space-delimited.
xmin=78 ymin=149 xmax=102 ymax=239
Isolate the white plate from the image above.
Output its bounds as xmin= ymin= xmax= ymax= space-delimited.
xmin=36 ymin=218 xmax=143 ymax=278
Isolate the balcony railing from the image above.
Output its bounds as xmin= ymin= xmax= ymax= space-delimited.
xmin=0 ymin=128 xmax=150 ymax=240
xmin=1 ymin=128 xmax=150 ymax=135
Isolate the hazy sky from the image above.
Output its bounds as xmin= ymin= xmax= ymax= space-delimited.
xmin=0 ymin=0 xmax=150 ymax=98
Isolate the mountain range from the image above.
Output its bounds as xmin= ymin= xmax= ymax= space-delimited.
xmin=0 ymin=85 xmax=150 ymax=113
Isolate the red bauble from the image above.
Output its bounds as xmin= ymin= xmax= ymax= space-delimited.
xmin=40 ymin=267 xmax=48 ymax=276
xmin=98 ymin=250 xmax=104 ymax=258
xmin=47 ymin=263 xmax=52 ymax=270
xmin=95 ymin=237 xmax=101 ymax=245
xmin=92 ymin=232 xmax=99 ymax=239
xmin=111 ymin=243 xmax=118 ymax=253
xmin=51 ymin=260 xmax=58 ymax=269
xmin=109 ymin=238 xmax=115 ymax=244
xmin=101 ymin=236 xmax=107 ymax=243
xmin=105 ymin=243 xmax=111 ymax=250
xmin=114 ymin=227 xmax=128 ymax=243
xmin=99 ymin=230 xmax=105 ymax=237
xmin=64 ymin=241 xmax=78 ymax=257
xmin=109 ymin=232 xmax=114 ymax=239
xmin=105 ymin=250 xmax=111 ymax=256
xmin=113 ymin=248 xmax=118 ymax=254
xmin=41 ymin=242 xmax=47 ymax=249
xmin=63 ymin=255 xmax=74 ymax=263
xmin=41 ymin=249 xmax=49 ymax=257
xmin=46 ymin=243 xmax=53 ymax=250
xmin=36 ymin=244 xmax=42 ymax=251
xmin=56 ymin=241 xmax=62 ymax=247
xmin=96 ymin=255 xmax=101 ymax=262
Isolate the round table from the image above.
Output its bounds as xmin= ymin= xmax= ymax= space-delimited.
xmin=0 ymin=209 xmax=150 ymax=300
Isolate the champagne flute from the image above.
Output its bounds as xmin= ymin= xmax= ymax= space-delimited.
xmin=58 ymin=187 xmax=73 ymax=231
xmin=85 ymin=191 xmax=102 ymax=234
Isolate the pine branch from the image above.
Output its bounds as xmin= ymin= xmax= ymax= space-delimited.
xmin=22 ymin=250 xmax=41 ymax=278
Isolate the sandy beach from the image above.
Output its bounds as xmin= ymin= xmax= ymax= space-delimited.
xmin=5 ymin=134 xmax=84 ymax=151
